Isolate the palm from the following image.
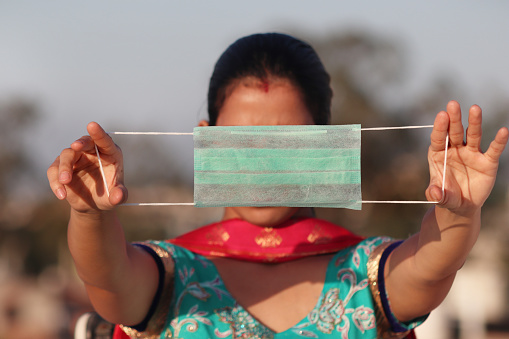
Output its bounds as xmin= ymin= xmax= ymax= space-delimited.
xmin=66 ymin=151 xmax=122 ymax=212
xmin=429 ymin=144 xmax=498 ymax=212
xmin=427 ymin=101 xmax=508 ymax=215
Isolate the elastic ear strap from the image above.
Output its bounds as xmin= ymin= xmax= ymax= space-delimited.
xmin=95 ymin=144 xmax=110 ymax=198
xmin=441 ymin=133 xmax=449 ymax=200
xmin=94 ymin=125 xmax=448 ymax=206
xmin=360 ymin=131 xmax=448 ymax=205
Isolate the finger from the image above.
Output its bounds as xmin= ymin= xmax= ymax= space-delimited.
xmin=446 ymin=100 xmax=465 ymax=147
xmin=57 ymin=147 xmax=86 ymax=185
xmin=485 ymin=127 xmax=509 ymax=163
xmin=87 ymin=122 xmax=118 ymax=156
xmin=430 ymin=111 xmax=449 ymax=152
xmin=70 ymin=135 xmax=95 ymax=153
xmin=47 ymin=157 xmax=67 ymax=200
xmin=465 ymin=105 xmax=483 ymax=152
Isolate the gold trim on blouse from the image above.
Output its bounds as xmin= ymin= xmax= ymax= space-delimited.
xmin=367 ymin=240 xmax=411 ymax=339
xmin=120 ymin=242 xmax=174 ymax=339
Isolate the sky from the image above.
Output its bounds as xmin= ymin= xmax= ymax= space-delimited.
xmin=1 ymin=1 xmax=508 ymax=185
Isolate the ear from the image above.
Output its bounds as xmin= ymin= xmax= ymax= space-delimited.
xmin=198 ymin=120 xmax=210 ymax=127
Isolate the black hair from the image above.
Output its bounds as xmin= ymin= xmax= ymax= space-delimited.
xmin=207 ymin=33 xmax=332 ymax=125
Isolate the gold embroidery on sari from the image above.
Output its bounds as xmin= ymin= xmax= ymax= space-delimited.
xmin=205 ymin=223 xmax=230 ymax=245
xmin=307 ymin=224 xmax=333 ymax=244
xmin=255 ymin=228 xmax=282 ymax=248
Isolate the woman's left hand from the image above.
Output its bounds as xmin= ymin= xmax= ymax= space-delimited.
xmin=427 ymin=100 xmax=508 ymax=216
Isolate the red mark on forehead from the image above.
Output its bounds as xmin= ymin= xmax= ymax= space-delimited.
xmin=261 ymin=79 xmax=269 ymax=93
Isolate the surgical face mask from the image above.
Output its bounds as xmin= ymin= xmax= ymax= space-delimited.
xmin=193 ymin=124 xmax=362 ymax=210
xmin=102 ymin=124 xmax=441 ymax=209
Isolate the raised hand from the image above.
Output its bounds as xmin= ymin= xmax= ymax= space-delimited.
xmin=426 ymin=101 xmax=508 ymax=216
xmin=47 ymin=122 xmax=127 ymax=213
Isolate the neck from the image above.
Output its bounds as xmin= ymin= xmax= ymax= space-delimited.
xmin=221 ymin=207 xmax=315 ymax=228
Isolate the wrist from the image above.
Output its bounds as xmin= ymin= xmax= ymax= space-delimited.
xmin=70 ymin=208 xmax=116 ymax=223
xmin=432 ymin=206 xmax=482 ymax=245
xmin=435 ymin=204 xmax=481 ymax=223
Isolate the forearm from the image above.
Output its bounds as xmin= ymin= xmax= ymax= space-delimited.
xmin=67 ymin=209 xmax=159 ymax=325
xmin=68 ymin=210 xmax=129 ymax=287
xmin=414 ymin=206 xmax=480 ymax=281
xmin=386 ymin=206 xmax=481 ymax=321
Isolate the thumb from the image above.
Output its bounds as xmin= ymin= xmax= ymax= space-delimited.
xmin=109 ymin=184 xmax=128 ymax=206
xmin=426 ymin=184 xmax=445 ymax=205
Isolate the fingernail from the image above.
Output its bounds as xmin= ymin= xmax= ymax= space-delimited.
xmin=56 ymin=188 xmax=66 ymax=200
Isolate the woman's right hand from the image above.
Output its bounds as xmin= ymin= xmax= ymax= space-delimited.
xmin=47 ymin=122 xmax=128 ymax=214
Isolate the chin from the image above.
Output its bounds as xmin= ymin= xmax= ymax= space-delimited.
xmin=223 ymin=206 xmax=303 ymax=228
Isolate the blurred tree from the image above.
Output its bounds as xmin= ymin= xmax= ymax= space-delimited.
xmin=0 ymin=98 xmax=41 ymax=274
xmin=314 ymin=31 xmax=406 ymax=125
xmin=0 ymin=98 xmax=38 ymax=201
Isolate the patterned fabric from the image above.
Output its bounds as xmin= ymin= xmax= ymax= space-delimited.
xmin=168 ymin=217 xmax=364 ymax=263
xmin=120 ymin=237 xmax=424 ymax=339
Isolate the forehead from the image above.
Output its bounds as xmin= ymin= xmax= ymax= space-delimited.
xmin=216 ymin=80 xmax=313 ymax=126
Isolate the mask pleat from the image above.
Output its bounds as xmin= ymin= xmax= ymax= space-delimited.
xmin=193 ymin=124 xmax=361 ymax=209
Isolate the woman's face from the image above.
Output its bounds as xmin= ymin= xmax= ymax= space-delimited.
xmin=199 ymin=78 xmax=315 ymax=227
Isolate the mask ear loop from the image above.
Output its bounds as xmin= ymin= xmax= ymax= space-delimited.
xmin=94 ymin=134 xmax=195 ymax=205
xmin=439 ymin=133 xmax=449 ymax=203
xmin=95 ymin=144 xmax=110 ymax=198
xmin=93 ymin=126 xmax=448 ymax=206
xmin=360 ymin=129 xmax=449 ymax=205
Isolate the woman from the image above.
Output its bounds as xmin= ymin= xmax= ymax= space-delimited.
xmin=48 ymin=33 xmax=508 ymax=338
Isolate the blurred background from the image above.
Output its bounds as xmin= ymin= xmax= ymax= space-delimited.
xmin=1 ymin=1 xmax=508 ymax=338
